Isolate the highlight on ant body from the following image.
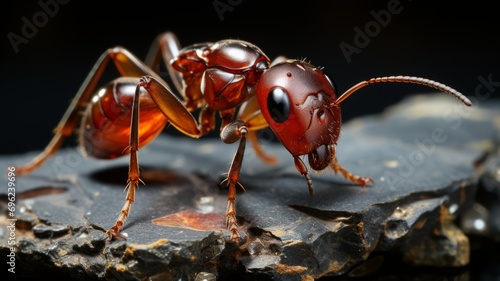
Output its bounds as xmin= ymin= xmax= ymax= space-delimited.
xmin=12 ymin=32 xmax=472 ymax=243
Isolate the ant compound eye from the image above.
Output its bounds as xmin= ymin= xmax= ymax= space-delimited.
xmin=267 ymin=87 xmax=290 ymax=123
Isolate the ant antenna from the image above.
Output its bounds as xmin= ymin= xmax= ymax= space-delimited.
xmin=335 ymin=76 xmax=472 ymax=107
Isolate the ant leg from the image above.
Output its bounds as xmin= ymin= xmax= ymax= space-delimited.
xmin=140 ymin=76 xmax=248 ymax=241
xmin=15 ymin=47 xmax=158 ymax=175
xmin=139 ymin=76 xmax=211 ymax=137
xmin=220 ymin=121 xmax=249 ymax=243
xmin=105 ymin=75 xmax=208 ymax=240
xmin=247 ymin=131 xmax=278 ymax=164
xmin=329 ymin=145 xmax=373 ymax=187
xmin=106 ymin=84 xmax=142 ymax=240
xmin=145 ymin=32 xmax=184 ymax=98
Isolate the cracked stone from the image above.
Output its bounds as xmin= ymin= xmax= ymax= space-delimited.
xmin=33 ymin=223 xmax=69 ymax=239
xmin=1 ymin=94 xmax=499 ymax=280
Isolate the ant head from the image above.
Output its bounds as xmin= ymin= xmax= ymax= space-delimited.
xmin=256 ymin=59 xmax=341 ymax=171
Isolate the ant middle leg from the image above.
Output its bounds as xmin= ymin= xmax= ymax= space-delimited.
xmin=104 ymin=75 xmax=211 ymax=240
xmin=329 ymin=145 xmax=374 ymax=187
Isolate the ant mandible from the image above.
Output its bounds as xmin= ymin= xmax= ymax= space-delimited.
xmin=14 ymin=32 xmax=472 ymax=243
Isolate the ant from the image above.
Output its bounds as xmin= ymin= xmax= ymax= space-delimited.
xmin=13 ymin=32 xmax=472 ymax=243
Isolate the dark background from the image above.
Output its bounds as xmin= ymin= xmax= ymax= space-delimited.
xmin=1 ymin=0 xmax=499 ymax=155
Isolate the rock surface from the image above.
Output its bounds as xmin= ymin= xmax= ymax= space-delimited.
xmin=1 ymin=94 xmax=499 ymax=280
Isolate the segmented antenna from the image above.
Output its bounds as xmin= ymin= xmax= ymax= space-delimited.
xmin=335 ymin=76 xmax=472 ymax=107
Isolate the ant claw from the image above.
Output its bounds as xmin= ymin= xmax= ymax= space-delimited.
xmin=358 ymin=176 xmax=374 ymax=187
xmin=106 ymin=226 xmax=127 ymax=241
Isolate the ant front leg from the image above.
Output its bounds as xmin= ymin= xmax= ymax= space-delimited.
xmin=329 ymin=145 xmax=373 ymax=187
xmin=220 ymin=121 xmax=249 ymax=243
xmin=292 ymin=144 xmax=373 ymax=198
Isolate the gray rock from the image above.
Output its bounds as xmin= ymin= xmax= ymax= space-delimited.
xmin=1 ymin=94 xmax=498 ymax=280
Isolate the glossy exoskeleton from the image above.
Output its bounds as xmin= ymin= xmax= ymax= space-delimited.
xmin=14 ymin=32 xmax=472 ymax=242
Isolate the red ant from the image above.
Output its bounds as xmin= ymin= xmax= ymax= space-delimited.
xmin=14 ymin=32 xmax=472 ymax=243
